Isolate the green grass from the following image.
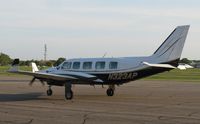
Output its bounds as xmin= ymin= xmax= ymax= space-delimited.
xmin=0 ymin=66 xmax=32 ymax=76
xmin=0 ymin=66 xmax=200 ymax=82
xmin=145 ymin=68 xmax=200 ymax=82
xmin=0 ymin=66 xmax=49 ymax=77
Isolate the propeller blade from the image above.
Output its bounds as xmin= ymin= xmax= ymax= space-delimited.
xmin=40 ymin=80 xmax=45 ymax=86
xmin=29 ymin=77 xmax=36 ymax=86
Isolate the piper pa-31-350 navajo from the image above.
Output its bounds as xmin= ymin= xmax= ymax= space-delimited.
xmin=9 ymin=25 xmax=190 ymax=100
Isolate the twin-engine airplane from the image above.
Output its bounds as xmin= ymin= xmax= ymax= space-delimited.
xmin=9 ymin=25 xmax=190 ymax=100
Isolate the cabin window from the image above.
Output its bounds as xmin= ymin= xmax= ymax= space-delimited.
xmin=73 ymin=62 xmax=80 ymax=69
xmin=62 ymin=62 xmax=72 ymax=69
xmin=83 ymin=62 xmax=92 ymax=69
xmin=95 ymin=61 xmax=105 ymax=69
xmin=109 ymin=62 xmax=118 ymax=69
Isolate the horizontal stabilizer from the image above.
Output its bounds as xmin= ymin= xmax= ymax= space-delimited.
xmin=143 ymin=62 xmax=176 ymax=69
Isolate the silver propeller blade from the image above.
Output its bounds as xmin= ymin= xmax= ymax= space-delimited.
xmin=39 ymin=80 xmax=45 ymax=86
xmin=29 ymin=77 xmax=45 ymax=86
xmin=29 ymin=77 xmax=36 ymax=86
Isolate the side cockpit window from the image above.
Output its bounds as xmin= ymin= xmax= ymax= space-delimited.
xmin=73 ymin=62 xmax=80 ymax=69
xmin=83 ymin=62 xmax=92 ymax=69
xmin=95 ymin=61 xmax=105 ymax=69
xmin=62 ymin=62 xmax=72 ymax=70
xmin=109 ymin=62 xmax=118 ymax=69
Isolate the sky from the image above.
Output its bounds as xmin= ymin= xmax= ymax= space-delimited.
xmin=0 ymin=0 xmax=199 ymax=60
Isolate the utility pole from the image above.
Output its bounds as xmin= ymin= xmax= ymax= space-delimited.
xmin=44 ymin=44 xmax=47 ymax=61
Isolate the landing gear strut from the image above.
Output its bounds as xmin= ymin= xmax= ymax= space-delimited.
xmin=47 ymin=86 xmax=53 ymax=96
xmin=106 ymin=85 xmax=115 ymax=96
xmin=65 ymin=83 xmax=73 ymax=100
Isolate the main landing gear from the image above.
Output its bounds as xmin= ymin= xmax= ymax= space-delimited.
xmin=47 ymin=86 xmax=53 ymax=96
xmin=106 ymin=85 xmax=115 ymax=96
xmin=46 ymin=83 xmax=114 ymax=100
xmin=46 ymin=83 xmax=73 ymax=100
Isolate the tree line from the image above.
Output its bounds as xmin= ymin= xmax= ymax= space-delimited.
xmin=0 ymin=52 xmax=199 ymax=67
xmin=0 ymin=52 xmax=65 ymax=67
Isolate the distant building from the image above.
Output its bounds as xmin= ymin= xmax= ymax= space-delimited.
xmin=195 ymin=64 xmax=200 ymax=68
xmin=177 ymin=63 xmax=194 ymax=70
xmin=187 ymin=60 xmax=200 ymax=69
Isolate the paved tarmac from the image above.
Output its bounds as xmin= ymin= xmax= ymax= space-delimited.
xmin=0 ymin=77 xmax=200 ymax=124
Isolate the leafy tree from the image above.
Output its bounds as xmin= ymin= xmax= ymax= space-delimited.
xmin=0 ymin=53 xmax=12 ymax=65
xmin=179 ymin=58 xmax=192 ymax=64
xmin=45 ymin=61 xmax=53 ymax=67
xmin=0 ymin=53 xmax=66 ymax=67
xmin=54 ymin=57 xmax=66 ymax=66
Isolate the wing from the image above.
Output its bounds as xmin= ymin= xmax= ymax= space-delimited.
xmin=9 ymin=70 xmax=78 ymax=81
xmin=9 ymin=70 xmax=102 ymax=82
xmin=8 ymin=59 xmax=101 ymax=82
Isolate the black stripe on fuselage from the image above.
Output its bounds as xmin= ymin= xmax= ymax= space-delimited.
xmin=92 ymin=67 xmax=171 ymax=85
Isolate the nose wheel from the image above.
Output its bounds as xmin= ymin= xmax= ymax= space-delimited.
xmin=106 ymin=85 xmax=115 ymax=96
xmin=47 ymin=86 xmax=53 ymax=96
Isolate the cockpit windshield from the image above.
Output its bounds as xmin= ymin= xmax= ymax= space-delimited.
xmin=61 ymin=62 xmax=72 ymax=70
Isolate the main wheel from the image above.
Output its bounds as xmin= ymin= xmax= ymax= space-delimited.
xmin=106 ymin=88 xmax=114 ymax=96
xmin=65 ymin=90 xmax=73 ymax=100
xmin=47 ymin=89 xmax=53 ymax=96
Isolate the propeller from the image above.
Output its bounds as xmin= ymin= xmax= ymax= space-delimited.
xmin=39 ymin=80 xmax=45 ymax=86
xmin=29 ymin=77 xmax=45 ymax=86
xmin=29 ymin=77 xmax=36 ymax=86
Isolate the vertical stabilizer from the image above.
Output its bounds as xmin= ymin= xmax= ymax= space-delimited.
xmin=152 ymin=25 xmax=190 ymax=65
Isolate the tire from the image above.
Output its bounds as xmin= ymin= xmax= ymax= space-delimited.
xmin=65 ymin=90 xmax=73 ymax=100
xmin=47 ymin=89 xmax=53 ymax=96
xmin=106 ymin=88 xmax=114 ymax=96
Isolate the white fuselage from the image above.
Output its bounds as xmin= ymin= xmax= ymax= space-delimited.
xmin=57 ymin=56 xmax=156 ymax=73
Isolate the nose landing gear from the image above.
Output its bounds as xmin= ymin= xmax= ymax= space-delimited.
xmin=65 ymin=83 xmax=73 ymax=100
xmin=47 ymin=86 xmax=53 ymax=96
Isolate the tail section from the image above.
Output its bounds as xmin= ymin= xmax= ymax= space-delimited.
xmin=152 ymin=25 xmax=190 ymax=66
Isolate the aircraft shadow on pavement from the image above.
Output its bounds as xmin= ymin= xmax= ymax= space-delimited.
xmin=0 ymin=93 xmax=43 ymax=102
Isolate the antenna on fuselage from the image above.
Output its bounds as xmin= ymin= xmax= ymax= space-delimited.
xmin=102 ymin=52 xmax=107 ymax=58
xmin=44 ymin=43 xmax=47 ymax=61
